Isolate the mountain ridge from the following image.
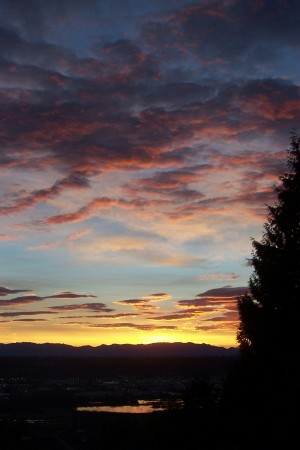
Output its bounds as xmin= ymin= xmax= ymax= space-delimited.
xmin=0 ymin=342 xmax=239 ymax=358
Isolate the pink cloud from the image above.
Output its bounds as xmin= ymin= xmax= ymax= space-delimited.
xmin=0 ymin=233 xmax=22 ymax=241
xmin=67 ymin=228 xmax=92 ymax=241
xmin=0 ymin=171 xmax=90 ymax=216
xmin=39 ymin=197 xmax=156 ymax=225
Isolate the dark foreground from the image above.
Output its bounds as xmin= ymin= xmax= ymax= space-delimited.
xmin=0 ymin=407 xmax=234 ymax=450
xmin=0 ymin=356 xmax=295 ymax=450
xmin=0 ymin=402 xmax=294 ymax=450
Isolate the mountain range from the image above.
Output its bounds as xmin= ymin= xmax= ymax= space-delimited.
xmin=0 ymin=342 xmax=238 ymax=358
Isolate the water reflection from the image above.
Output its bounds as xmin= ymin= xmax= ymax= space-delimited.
xmin=76 ymin=400 xmax=166 ymax=414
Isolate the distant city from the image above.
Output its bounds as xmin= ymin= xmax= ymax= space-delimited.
xmin=0 ymin=346 xmax=237 ymax=449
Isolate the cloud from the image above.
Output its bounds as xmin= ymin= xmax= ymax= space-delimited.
xmin=48 ymin=303 xmax=114 ymax=312
xmin=46 ymin=291 xmax=97 ymax=299
xmin=149 ymin=312 xmax=197 ymax=321
xmin=141 ymin=293 xmax=172 ymax=301
xmin=60 ymin=313 xmax=139 ymax=319
xmin=0 ymin=172 xmax=90 ymax=216
xmin=68 ymin=227 xmax=207 ymax=267
xmin=196 ymin=286 xmax=248 ymax=298
xmin=0 ymin=286 xmax=31 ymax=297
xmin=0 ymin=290 xmax=97 ymax=305
xmin=0 ymin=311 xmax=55 ymax=317
xmin=89 ymin=323 xmax=177 ymax=331
xmin=177 ymin=299 xmax=211 ymax=308
xmin=195 ymin=322 xmax=238 ymax=332
xmin=174 ymin=285 xmax=245 ymax=338
xmin=115 ymin=293 xmax=171 ymax=311
xmin=125 ymin=165 xmax=209 ymax=198
xmin=38 ymin=197 xmax=160 ymax=226
xmin=115 ymin=299 xmax=158 ymax=311
xmin=142 ymin=0 xmax=300 ymax=72
xmin=12 ymin=318 xmax=49 ymax=322
xmin=177 ymin=286 xmax=248 ymax=311
xmin=67 ymin=228 xmax=92 ymax=241
xmin=0 ymin=233 xmax=22 ymax=241
xmin=0 ymin=295 xmax=45 ymax=306
xmin=178 ymin=298 xmax=238 ymax=309
xmin=206 ymin=311 xmax=239 ymax=322
xmin=197 ymin=272 xmax=240 ymax=282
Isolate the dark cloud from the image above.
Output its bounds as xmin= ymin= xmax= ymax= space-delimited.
xmin=116 ymin=299 xmax=151 ymax=305
xmin=0 ymin=295 xmax=45 ymax=306
xmin=149 ymin=312 xmax=197 ymax=321
xmin=0 ymin=311 xmax=54 ymax=317
xmin=60 ymin=313 xmax=139 ymax=319
xmin=89 ymin=322 xmax=177 ymax=330
xmin=147 ymin=293 xmax=168 ymax=297
xmin=178 ymin=298 xmax=225 ymax=308
xmin=0 ymin=1 xmax=103 ymax=43
xmin=177 ymin=295 xmax=242 ymax=309
xmin=206 ymin=311 xmax=239 ymax=322
xmin=48 ymin=303 xmax=114 ymax=312
xmin=195 ymin=322 xmax=238 ymax=332
xmin=175 ymin=287 xmax=247 ymax=313
xmin=196 ymin=286 xmax=248 ymax=298
xmin=0 ymin=290 xmax=98 ymax=305
xmin=0 ymin=286 xmax=31 ymax=296
xmin=46 ymin=291 xmax=97 ymax=299
xmin=142 ymin=0 xmax=300 ymax=70
xmin=12 ymin=318 xmax=48 ymax=322
xmin=115 ymin=299 xmax=157 ymax=311
xmin=0 ymin=16 xmax=298 ymax=231
xmin=0 ymin=10 xmax=298 ymax=194
xmin=125 ymin=165 xmax=209 ymax=199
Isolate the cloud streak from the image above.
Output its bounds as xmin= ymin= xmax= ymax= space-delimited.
xmin=48 ymin=303 xmax=114 ymax=313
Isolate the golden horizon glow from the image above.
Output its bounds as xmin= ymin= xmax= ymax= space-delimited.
xmin=0 ymin=323 xmax=238 ymax=348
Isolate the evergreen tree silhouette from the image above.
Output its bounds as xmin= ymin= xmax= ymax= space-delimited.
xmin=237 ymin=133 xmax=300 ymax=362
xmin=223 ymin=134 xmax=300 ymax=448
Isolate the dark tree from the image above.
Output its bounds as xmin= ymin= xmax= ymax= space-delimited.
xmin=227 ymin=134 xmax=300 ymax=446
xmin=182 ymin=376 xmax=216 ymax=410
xmin=237 ymin=134 xmax=300 ymax=361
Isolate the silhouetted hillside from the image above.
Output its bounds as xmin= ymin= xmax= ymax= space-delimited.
xmin=0 ymin=342 xmax=238 ymax=358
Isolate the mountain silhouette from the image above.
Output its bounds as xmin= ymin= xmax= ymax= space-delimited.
xmin=0 ymin=342 xmax=238 ymax=358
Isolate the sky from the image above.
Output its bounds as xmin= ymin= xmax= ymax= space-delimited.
xmin=0 ymin=0 xmax=300 ymax=348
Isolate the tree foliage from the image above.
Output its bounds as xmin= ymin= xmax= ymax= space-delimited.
xmin=220 ymin=134 xmax=300 ymax=450
xmin=237 ymin=133 xmax=300 ymax=361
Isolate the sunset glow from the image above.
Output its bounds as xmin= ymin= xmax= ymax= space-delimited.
xmin=1 ymin=0 xmax=299 ymax=348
